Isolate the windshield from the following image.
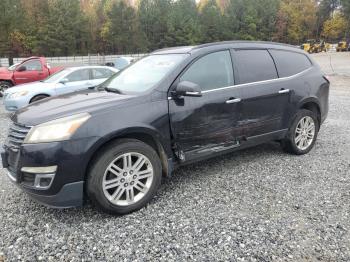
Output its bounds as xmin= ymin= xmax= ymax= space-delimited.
xmin=8 ymin=63 xmax=19 ymax=71
xmin=42 ymin=69 xmax=70 ymax=83
xmin=102 ymin=54 xmax=188 ymax=94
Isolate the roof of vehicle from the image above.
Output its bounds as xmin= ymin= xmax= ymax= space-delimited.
xmin=63 ymin=65 xmax=119 ymax=71
xmin=152 ymin=41 xmax=303 ymax=55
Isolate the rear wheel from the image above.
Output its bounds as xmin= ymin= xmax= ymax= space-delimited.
xmin=281 ymin=109 xmax=319 ymax=155
xmin=87 ymin=139 xmax=162 ymax=215
xmin=30 ymin=94 xmax=49 ymax=103
xmin=0 ymin=81 xmax=13 ymax=97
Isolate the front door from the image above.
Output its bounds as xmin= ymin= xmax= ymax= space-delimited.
xmin=55 ymin=68 xmax=92 ymax=95
xmin=169 ymin=50 xmax=242 ymax=161
xmin=13 ymin=59 xmax=46 ymax=84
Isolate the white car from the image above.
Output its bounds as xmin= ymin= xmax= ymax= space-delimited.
xmin=3 ymin=66 xmax=119 ymax=111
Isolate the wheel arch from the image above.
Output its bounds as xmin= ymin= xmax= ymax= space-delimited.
xmin=0 ymin=79 xmax=14 ymax=86
xmin=298 ymin=98 xmax=321 ymax=125
xmin=29 ymin=93 xmax=51 ymax=103
xmin=86 ymin=127 xmax=172 ymax=180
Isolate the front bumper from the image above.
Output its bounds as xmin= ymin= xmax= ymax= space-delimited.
xmin=1 ymin=137 xmax=96 ymax=208
xmin=3 ymin=96 xmax=29 ymax=111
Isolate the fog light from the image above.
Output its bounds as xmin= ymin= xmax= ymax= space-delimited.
xmin=21 ymin=166 xmax=57 ymax=190
xmin=34 ymin=174 xmax=55 ymax=189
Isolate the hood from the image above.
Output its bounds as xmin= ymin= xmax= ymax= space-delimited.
xmin=0 ymin=67 xmax=13 ymax=79
xmin=4 ymin=81 xmax=56 ymax=95
xmin=0 ymin=67 xmax=10 ymax=73
xmin=13 ymin=90 xmax=137 ymax=126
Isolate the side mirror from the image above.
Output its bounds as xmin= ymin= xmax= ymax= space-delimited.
xmin=17 ymin=66 xmax=26 ymax=72
xmin=59 ymin=78 xmax=69 ymax=84
xmin=175 ymin=81 xmax=202 ymax=97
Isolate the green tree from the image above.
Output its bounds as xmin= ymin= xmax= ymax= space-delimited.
xmin=322 ymin=13 xmax=348 ymax=40
xmin=0 ymin=0 xmax=24 ymax=57
xmin=139 ymin=0 xmax=172 ymax=50
xmin=164 ymin=0 xmax=201 ymax=46
xmin=199 ymin=0 xmax=227 ymax=43
xmin=101 ymin=0 xmax=145 ymax=53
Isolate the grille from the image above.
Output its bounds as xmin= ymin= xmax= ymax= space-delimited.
xmin=7 ymin=122 xmax=31 ymax=150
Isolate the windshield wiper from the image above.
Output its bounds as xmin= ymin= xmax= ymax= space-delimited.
xmin=103 ymin=86 xmax=123 ymax=94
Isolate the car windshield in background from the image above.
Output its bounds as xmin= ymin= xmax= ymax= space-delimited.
xmin=42 ymin=69 xmax=71 ymax=83
xmin=103 ymin=54 xmax=188 ymax=94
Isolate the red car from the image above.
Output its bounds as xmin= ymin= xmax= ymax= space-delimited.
xmin=0 ymin=56 xmax=62 ymax=96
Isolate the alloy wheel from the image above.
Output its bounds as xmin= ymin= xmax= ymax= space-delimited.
xmin=102 ymin=152 xmax=154 ymax=206
xmin=294 ymin=116 xmax=316 ymax=151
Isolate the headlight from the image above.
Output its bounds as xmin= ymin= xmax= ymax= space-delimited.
xmin=9 ymin=90 xmax=29 ymax=99
xmin=24 ymin=113 xmax=91 ymax=144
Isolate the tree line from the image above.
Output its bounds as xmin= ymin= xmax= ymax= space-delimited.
xmin=0 ymin=0 xmax=349 ymax=58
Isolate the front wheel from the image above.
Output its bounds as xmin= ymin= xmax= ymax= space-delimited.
xmin=0 ymin=81 xmax=13 ymax=97
xmin=87 ymin=139 xmax=162 ymax=215
xmin=281 ymin=109 xmax=319 ymax=155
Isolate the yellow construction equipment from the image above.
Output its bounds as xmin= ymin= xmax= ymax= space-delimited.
xmin=301 ymin=40 xmax=330 ymax=53
xmin=336 ymin=41 xmax=350 ymax=52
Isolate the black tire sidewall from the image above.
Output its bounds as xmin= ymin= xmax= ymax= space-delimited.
xmin=286 ymin=109 xmax=319 ymax=155
xmin=87 ymin=139 xmax=162 ymax=215
xmin=30 ymin=95 xmax=48 ymax=103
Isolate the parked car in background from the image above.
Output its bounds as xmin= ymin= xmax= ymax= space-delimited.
xmin=1 ymin=41 xmax=329 ymax=215
xmin=0 ymin=57 xmax=63 ymax=97
xmin=105 ymin=56 xmax=135 ymax=70
xmin=3 ymin=66 xmax=118 ymax=111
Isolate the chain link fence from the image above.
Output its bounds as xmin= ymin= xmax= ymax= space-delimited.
xmin=0 ymin=53 xmax=147 ymax=67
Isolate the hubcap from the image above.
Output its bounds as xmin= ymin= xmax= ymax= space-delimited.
xmin=294 ymin=116 xmax=315 ymax=151
xmin=102 ymin=152 xmax=154 ymax=206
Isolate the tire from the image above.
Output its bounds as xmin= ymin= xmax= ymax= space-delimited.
xmin=281 ymin=109 xmax=319 ymax=155
xmin=87 ymin=139 xmax=162 ymax=215
xmin=30 ymin=94 xmax=49 ymax=103
xmin=0 ymin=81 xmax=13 ymax=97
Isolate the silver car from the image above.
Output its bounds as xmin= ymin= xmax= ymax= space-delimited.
xmin=3 ymin=66 xmax=119 ymax=111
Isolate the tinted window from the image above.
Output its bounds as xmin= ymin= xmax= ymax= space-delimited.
xmin=180 ymin=50 xmax=234 ymax=91
xmin=66 ymin=69 xmax=90 ymax=82
xmin=235 ymin=50 xmax=278 ymax=84
xmin=21 ymin=59 xmax=42 ymax=71
xmin=92 ymin=68 xmax=114 ymax=79
xmin=269 ymin=50 xmax=312 ymax=77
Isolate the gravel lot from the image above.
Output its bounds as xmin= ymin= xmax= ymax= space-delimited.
xmin=1 ymin=53 xmax=350 ymax=261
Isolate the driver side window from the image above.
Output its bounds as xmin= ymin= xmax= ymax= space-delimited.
xmin=180 ymin=50 xmax=234 ymax=91
xmin=66 ymin=69 xmax=90 ymax=82
xmin=21 ymin=59 xmax=42 ymax=71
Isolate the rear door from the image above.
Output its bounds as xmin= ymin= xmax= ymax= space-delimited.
xmin=231 ymin=49 xmax=291 ymax=138
xmin=169 ymin=50 xmax=242 ymax=161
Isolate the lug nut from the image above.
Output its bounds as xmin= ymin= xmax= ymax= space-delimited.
xmin=130 ymin=181 xmax=134 ymax=185
xmin=133 ymin=175 xmax=137 ymax=179
xmin=123 ymin=172 xmax=127 ymax=176
xmin=120 ymin=178 xmax=125 ymax=183
xmin=124 ymin=183 xmax=128 ymax=187
xmin=129 ymin=170 xmax=133 ymax=174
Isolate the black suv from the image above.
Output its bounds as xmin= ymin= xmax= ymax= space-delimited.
xmin=1 ymin=41 xmax=329 ymax=215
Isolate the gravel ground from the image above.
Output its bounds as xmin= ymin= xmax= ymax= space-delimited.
xmin=1 ymin=54 xmax=350 ymax=261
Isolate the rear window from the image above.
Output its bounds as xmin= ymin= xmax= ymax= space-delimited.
xmin=269 ymin=50 xmax=312 ymax=77
xmin=234 ymin=50 xmax=278 ymax=84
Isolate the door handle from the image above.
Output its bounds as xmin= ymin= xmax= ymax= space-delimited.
xmin=278 ymin=89 xmax=290 ymax=94
xmin=226 ymin=98 xmax=241 ymax=104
